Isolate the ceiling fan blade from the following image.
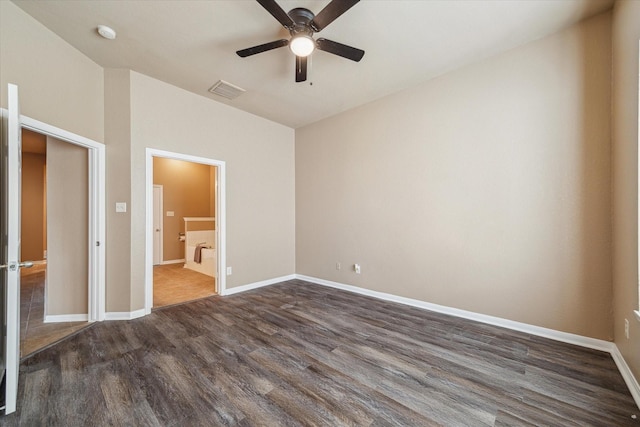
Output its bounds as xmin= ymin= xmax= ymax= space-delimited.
xmin=236 ymin=39 xmax=289 ymax=57
xmin=295 ymin=56 xmax=307 ymax=82
xmin=316 ymin=38 xmax=364 ymax=62
xmin=256 ymin=0 xmax=295 ymax=29
xmin=310 ymin=0 xmax=360 ymax=32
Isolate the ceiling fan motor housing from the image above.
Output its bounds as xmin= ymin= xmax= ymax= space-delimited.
xmin=288 ymin=8 xmax=315 ymax=37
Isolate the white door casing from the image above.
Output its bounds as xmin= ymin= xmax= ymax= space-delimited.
xmin=153 ymin=185 xmax=163 ymax=265
xmin=145 ymin=148 xmax=226 ymax=314
xmin=1 ymin=83 xmax=106 ymax=414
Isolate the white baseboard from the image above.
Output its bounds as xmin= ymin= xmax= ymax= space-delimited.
xmin=223 ymin=274 xmax=296 ymax=296
xmin=160 ymin=259 xmax=185 ymax=265
xmin=43 ymin=313 xmax=88 ymax=323
xmin=296 ymin=274 xmax=640 ymax=409
xmin=611 ymin=346 xmax=640 ymax=408
xmin=104 ymin=309 xmax=146 ymax=321
xmin=297 ymin=275 xmax=612 ymax=352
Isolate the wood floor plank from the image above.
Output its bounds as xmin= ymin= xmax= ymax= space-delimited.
xmin=2 ymin=280 xmax=638 ymax=426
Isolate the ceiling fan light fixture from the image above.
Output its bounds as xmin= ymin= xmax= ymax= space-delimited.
xmin=289 ymin=35 xmax=315 ymax=57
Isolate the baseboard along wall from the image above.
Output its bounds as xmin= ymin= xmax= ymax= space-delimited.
xmin=102 ymin=272 xmax=640 ymax=409
xmin=294 ymin=274 xmax=640 ymax=410
xmin=43 ymin=314 xmax=88 ymax=323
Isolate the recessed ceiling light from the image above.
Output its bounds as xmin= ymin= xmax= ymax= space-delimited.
xmin=97 ymin=25 xmax=116 ymax=40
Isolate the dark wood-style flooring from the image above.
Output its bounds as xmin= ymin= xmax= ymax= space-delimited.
xmin=2 ymin=279 xmax=638 ymax=426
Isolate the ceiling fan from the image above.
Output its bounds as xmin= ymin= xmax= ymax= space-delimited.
xmin=236 ymin=0 xmax=365 ymax=83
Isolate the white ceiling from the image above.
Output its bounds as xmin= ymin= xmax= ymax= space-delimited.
xmin=13 ymin=0 xmax=614 ymax=129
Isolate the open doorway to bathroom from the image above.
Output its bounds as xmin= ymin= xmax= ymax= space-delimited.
xmin=152 ymin=157 xmax=218 ymax=308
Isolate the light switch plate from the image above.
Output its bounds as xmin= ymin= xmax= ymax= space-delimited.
xmin=115 ymin=202 xmax=127 ymax=213
xmin=166 ymin=211 xmax=174 ymax=217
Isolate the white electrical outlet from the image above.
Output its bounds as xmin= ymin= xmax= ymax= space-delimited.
xmin=115 ymin=202 xmax=127 ymax=213
xmin=625 ymin=318 xmax=630 ymax=339
xmin=336 ymin=262 xmax=341 ymax=270
xmin=227 ymin=266 xmax=232 ymax=276
xmin=354 ymin=264 xmax=361 ymax=274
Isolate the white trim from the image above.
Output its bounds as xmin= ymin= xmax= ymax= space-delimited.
xmin=4 ymin=86 xmax=21 ymax=415
xmin=153 ymin=184 xmax=163 ymax=265
xmin=161 ymin=259 xmax=185 ymax=265
xmin=19 ymin=114 xmax=106 ymax=322
xmin=104 ymin=309 xmax=146 ymax=321
xmin=296 ymin=275 xmax=614 ymax=352
xmin=43 ymin=314 xmax=88 ymax=323
xmin=296 ymin=274 xmax=640 ymax=408
xmin=145 ymin=148 xmax=226 ymax=314
xmin=611 ymin=345 xmax=640 ymax=409
xmin=637 ymin=41 xmax=640 ymax=315
xmin=223 ymin=274 xmax=296 ymax=296
xmin=184 ymin=217 xmax=215 ymax=222
xmin=635 ymin=310 xmax=640 ymax=323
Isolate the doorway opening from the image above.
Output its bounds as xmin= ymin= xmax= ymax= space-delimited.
xmin=145 ymin=149 xmax=226 ymax=313
xmin=20 ymin=128 xmax=93 ymax=357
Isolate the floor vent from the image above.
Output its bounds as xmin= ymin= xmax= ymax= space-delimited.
xmin=208 ymin=80 xmax=245 ymax=100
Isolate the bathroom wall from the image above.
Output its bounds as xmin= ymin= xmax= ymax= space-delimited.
xmin=153 ymin=157 xmax=214 ymax=262
xmin=21 ymin=130 xmax=47 ymax=262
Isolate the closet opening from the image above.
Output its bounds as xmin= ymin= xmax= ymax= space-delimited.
xmin=20 ymin=129 xmax=92 ymax=356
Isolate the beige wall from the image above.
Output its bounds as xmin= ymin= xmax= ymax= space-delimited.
xmin=153 ymin=158 xmax=214 ymax=261
xmin=0 ymin=1 xmax=103 ymax=143
xmin=104 ymin=69 xmax=133 ymax=312
xmin=296 ymin=12 xmax=612 ymax=340
xmin=130 ymin=72 xmax=295 ymax=304
xmin=46 ymin=137 xmax=88 ymax=316
xmin=612 ymin=0 xmax=640 ymax=381
xmin=0 ymin=2 xmax=100 ymax=316
xmin=4 ymin=0 xmax=636 ymax=380
xmin=21 ymin=151 xmax=46 ymax=262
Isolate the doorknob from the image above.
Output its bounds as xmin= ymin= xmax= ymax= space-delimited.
xmin=155 ymin=229 xmax=160 ymax=232
xmin=0 ymin=261 xmax=34 ymax=271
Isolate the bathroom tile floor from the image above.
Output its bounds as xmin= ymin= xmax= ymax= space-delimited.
xmin=153 ymin=263 xmax=216 ymax=308
xmin=20 ymin=263 xmax=89 ymax=358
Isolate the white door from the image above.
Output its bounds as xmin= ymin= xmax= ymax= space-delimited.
xmin=153 ymin=185 xmax=163 ymax=265
xmin=1 ymin=84 xmax=32 ymax=414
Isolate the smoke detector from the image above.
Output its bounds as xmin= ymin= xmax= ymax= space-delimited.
xmin=208 ymin=80 xmax=245 ymax=100
xmin=97 ymin=25 xmax=116 ymax=40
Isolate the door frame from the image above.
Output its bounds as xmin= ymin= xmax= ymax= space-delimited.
xmin=19 ymin=114 xmax=106 ymax=322
xmin=152 ymin=184 xmax=163 ymax=265
xmin=144 ymin=148 xmax=226 ymax=314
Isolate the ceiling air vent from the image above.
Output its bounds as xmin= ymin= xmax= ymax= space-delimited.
xmin=208 ymin=80 xmax=245 ymax=100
